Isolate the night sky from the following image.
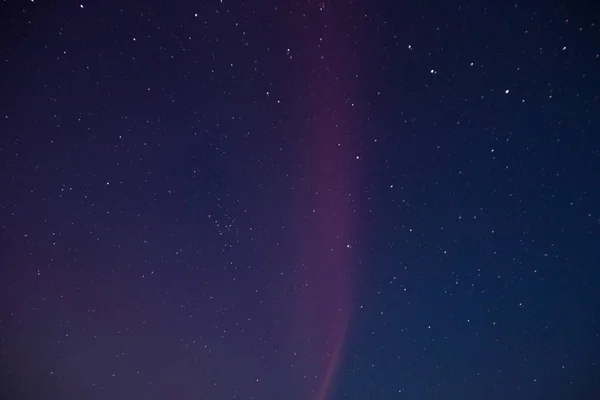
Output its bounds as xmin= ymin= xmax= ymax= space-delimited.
xmin=1 ymin=0 xmax=599 ymax=399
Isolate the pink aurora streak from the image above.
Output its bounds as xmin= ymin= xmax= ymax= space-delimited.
xmin=284 ymin=3 xmax=366 ymax=400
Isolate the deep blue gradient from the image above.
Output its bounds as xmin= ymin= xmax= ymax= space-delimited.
xmin=1 ymin=1 xmax=599 ymax=399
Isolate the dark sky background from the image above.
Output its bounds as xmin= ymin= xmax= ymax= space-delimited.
xmin=1 ymin=0 xmax=599 ymax=399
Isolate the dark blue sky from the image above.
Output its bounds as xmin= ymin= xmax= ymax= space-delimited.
xmin=1 ymin=1 xmax=599 ymax=399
